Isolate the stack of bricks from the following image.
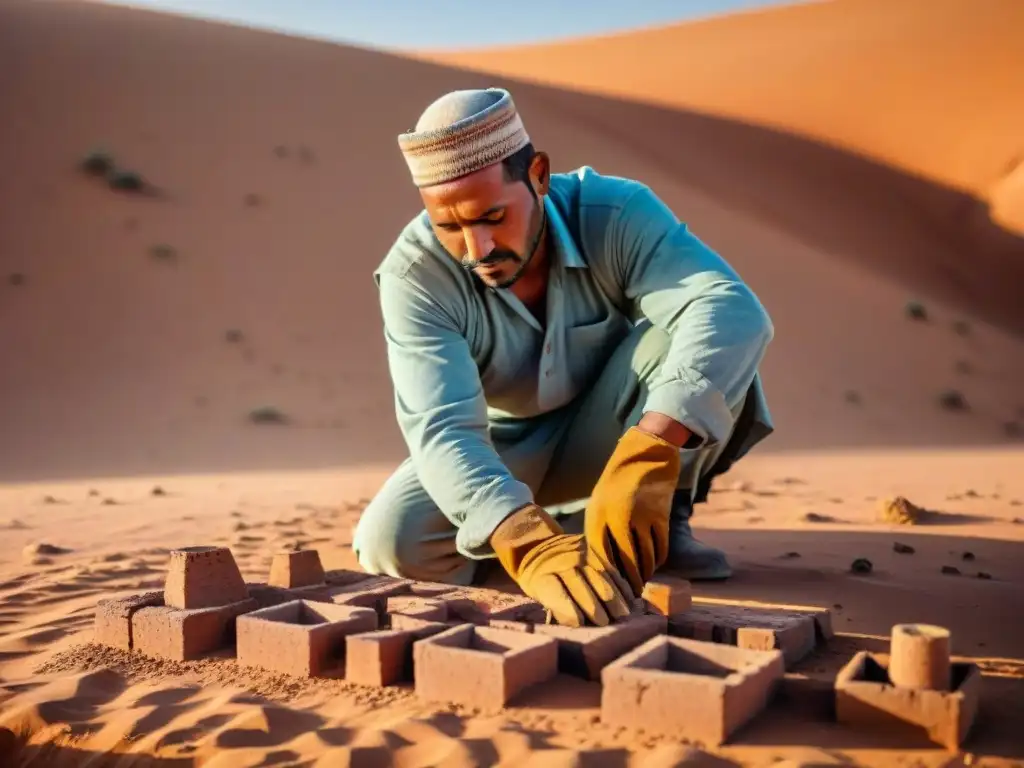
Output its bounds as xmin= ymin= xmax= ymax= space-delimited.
xmin=94 ymin=546 xmax=259 ymax=661
xmin=89 ymin=544 xmax=977 ymax=749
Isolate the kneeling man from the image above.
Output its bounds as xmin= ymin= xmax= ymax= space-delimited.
xmin=354 ymin=87 xmax=775 ymax=628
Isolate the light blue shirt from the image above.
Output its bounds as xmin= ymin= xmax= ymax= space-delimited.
xmin=374 ymin=166 xmax=774 ymax=557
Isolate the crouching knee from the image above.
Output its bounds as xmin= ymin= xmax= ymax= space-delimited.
xmin=351 ymin=492 xmax=477 ymax=586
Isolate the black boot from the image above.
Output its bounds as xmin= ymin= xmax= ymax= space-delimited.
xmin=664 ymin=489 xmax=732 ymax=580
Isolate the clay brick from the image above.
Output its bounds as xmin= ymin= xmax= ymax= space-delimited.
xmin=387 ymin=614 xmax=451 ymax=636
xmin=244 ymin=581 xmax=334 ymax=609
xmin=414 ymin=624 xmax=558 ymax=711
xmin=163 ymin=546 xmax=249 ymax=610
xmin=345 ymin=630 xmax=413 ymax=687
xmin=93 ymin=591 xmax=164 ymax=650
xmin=487 ymin=619 xmax=534 ymax=633
xmin=439 ymin=587 xmax=545 ymax=624
xmin=133 ymin=598 xmax=257 ymax=661
xmin=601 ymin=635 xmax=785 ymax=746
xmin=268 ymin=549 xmax=326 ymax=589
xmin=324 ymin=568 xmax=374 ymax=588
xmin=669 ymin=604 xmax=818 ymax=668
xmin=409 ymin=581 xmax=460 ymax=598
xmin=330 ymin=576 xmax=414 ymax=621
xmin=534 ymin=614 xmax=666 ymax=681
xmin=641 ymin=575 xmax=693 ymax=616
xmin=236 ymin=599 xmax=377 ymax=678
xmin=834 ymin=651 xmax=981 ymax=750
xmin=386 ymin=596 xmax=448 ymax=622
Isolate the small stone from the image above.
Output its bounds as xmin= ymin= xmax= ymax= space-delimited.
xmin=803 ymin=512 xmax=834 ymax=523
xmin=937 ymin=390 xmax=968 ymax=412
xmin=941 ymin=565 xmax=961 ymax=576
xmin=976 ymin=572 xmax=992 ymax=580
xmin=151 ymin=486 xmax=166 ymax=496
xmin=904 ymin=300 xmax=928 ymax=321
xmin=850 ymin=558 xmax=872 ymax=574
xmin=961 ymin=551 xmax=975 ymax=561
xmin=879 ymin=496 xmax=922 ymax=525
xmin=779 ymin=551 xmax=801 ymax=559
xmin=893 ymin=542 xmax=915 ymax=554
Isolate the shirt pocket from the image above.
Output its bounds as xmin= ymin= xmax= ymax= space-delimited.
xmin=565 ymin=312 xmax=631 ymax=394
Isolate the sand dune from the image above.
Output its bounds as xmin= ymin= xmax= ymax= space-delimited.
xmin=410 ymin=0 xmax=1024 ymax=220
xmin=1 ymin=0 xmax=1023 ymax=765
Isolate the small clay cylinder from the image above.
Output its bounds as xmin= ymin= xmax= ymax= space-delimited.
xmin=888 ymin=623 xmax=951 ymax=691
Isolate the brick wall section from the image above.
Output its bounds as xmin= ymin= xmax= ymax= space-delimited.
xmin=236 ymin=600 xmax=377 ymax=678
xmin=534 ymin=613 xmax=667 ymax=680
xmin=93 ymin=591 xmax=164 ymax=650
xmin=601 ymin=635 xmax=785 ymax=746
xmin=132 ymin=597 xmax=258 ymax=661
xmin=669 ymin=604 xmax=820 ymax=668
xmin=414 ymin=624 xmax=558 ymax=711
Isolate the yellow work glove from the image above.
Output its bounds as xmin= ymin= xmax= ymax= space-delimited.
xmin=584 ymin=426 xmax=682 ymax=597
xmin=490 ymin=503 xmax=633 ymax=627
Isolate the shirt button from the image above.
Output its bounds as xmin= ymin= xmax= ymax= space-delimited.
xmin=545 ymin=343 xmax=551 ymax=354
xmin=545 ymin=370 xmax=552 ymax=377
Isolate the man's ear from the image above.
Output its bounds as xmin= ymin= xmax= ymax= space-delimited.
xmin=530 ymin=151 xmax=551 ymax=196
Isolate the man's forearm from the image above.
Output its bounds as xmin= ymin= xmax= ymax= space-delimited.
xmin=636 ymin=411 xmax=693 ymax=449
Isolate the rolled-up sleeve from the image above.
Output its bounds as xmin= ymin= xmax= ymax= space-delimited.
xmin=376 ymin=269 xmax=535 ymax=558
xmin=608 ymin=185 xmax=774 ymax=448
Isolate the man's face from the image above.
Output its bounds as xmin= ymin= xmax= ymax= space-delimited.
xmin=420 ymin=157 xmax=548 ymax=289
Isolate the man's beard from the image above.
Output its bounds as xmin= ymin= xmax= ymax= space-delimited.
xmin=461 ymin=200 xmax=546 ymax=289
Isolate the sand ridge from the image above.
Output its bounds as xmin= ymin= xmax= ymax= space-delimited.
xmin=1 ymin=0 xmax=1023 ymax=764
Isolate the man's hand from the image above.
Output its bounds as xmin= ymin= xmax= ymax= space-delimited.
xmin=583 ymin=425 xmax=683 ymax=597
xmin=490 ymin=503 xmax=633 ymax=627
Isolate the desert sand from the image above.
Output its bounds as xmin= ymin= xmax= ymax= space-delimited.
xmin=1 ymin=0 xmax=1022 ymax=764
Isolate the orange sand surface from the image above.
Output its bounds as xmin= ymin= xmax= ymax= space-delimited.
xmin=1 ymin=0 xmax=1022 ymax=765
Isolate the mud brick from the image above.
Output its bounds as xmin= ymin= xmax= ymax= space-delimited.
xmin=601 ymin=635 xmax=785 ymax=746
xmin=164 ymin=546 xmax=249 ymax=610
xmin=331 ymin=577 xmax=414 ymax=621
xmin=388 ymin=614 xmax=451 ymax=640
xmin=439 ymin=587 xmax=544 ymax=624
xmin=133 ymin=597 xmax=257 ymax=661
xmin=345 ymin=630 xmax=413 ymax=687
xmin=386 ymin=596 xmax=448 ymax=622
xmin=409 ymin=581 xmax=461 ymax=598
xmin=487 ymin=619 xmax=534 ymax=633
xmin=835 ymin=651 xmax=981 ymax=750
xmin=736 ymin=618 xmax=816 ymax=668
xmin=236 ymin=599 xmax=377 ymax=678
xmin=414 ymin=624 xmax=558 ymax=711
xmin=641 ymin=575 xmax=693 ymax=616
xmin=268 ymin=549 xmax=326 ymax=589
xmin=324 ymin=568 xmax=374 ymax=588
xmin=669 ymin=604 xmax=818 ymax=668
xmin=534 ymin=614 xmax=666 ymax=681
xmin=93 ymin=591 xmax=164 ymax=650
xmin=245 ymin=582 xmax=334 ymax=609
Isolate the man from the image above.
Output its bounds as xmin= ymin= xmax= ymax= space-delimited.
xmin=353 ymin=87 xmax=774 ymax=628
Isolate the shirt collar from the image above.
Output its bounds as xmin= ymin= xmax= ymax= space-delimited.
xmin=544 ymin=194 xmax=587 ymax=269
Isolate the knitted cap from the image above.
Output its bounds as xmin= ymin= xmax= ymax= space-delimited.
xmin=398 ymin=88 xmax=531 ymax=188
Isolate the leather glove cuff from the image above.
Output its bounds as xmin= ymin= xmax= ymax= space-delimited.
xmin=489 ymin=503 xmax=564 ymax=577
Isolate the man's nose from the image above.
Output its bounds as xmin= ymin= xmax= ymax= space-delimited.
xmin=464 ymin=227 xmax=494 ymax=262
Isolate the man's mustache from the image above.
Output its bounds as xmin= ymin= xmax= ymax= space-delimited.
xmin=461 ymin=250 xmax=522 ymax=270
